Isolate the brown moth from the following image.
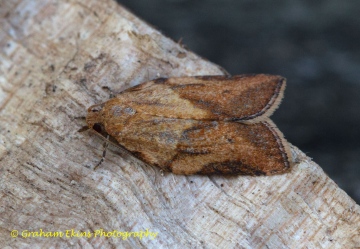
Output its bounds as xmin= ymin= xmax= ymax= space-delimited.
xmin=86 ymin=74 xmax=292 ymax=175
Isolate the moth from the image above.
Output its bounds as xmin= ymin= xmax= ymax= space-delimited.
xmin=86 ymin=74 xmax=292 ymax=175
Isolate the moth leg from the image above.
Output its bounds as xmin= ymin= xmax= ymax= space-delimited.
xmin=77 ymin=125 xmax=89 ymax=133
xmin=94 ymin=135 xmax=109 ymax=170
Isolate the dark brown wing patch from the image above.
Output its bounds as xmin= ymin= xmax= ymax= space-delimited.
xmin=168 ymin=119 xmax=291 ymax=175
xmin=168 ymin=74 xmax=285 ymax=121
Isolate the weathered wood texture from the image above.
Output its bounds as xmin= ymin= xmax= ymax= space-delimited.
xmin=0 ymin=1 xmax=359 ymax=248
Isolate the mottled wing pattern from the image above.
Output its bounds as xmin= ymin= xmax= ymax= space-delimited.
xmin=172 ymin=120 xmax=291 ymax=175
xmin=104 ymin=113 xmax=291 ymax=175
xmin=119 ymin=74 xmax=286 ymax=122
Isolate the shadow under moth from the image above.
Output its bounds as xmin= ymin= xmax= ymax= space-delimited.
xmin=86 ymin=74 xmax=292 ymax=175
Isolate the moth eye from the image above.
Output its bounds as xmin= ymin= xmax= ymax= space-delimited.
xmin=93 ymin=123 xmax=102 ymax=133
xmin=90 ymin=105 xmax=102 ymax=112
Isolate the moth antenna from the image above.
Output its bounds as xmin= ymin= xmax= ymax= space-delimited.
xmin=94 ymin=134 xmax=109 ymax=170
xmin=78 ymin=125 xmax=89 ymax=133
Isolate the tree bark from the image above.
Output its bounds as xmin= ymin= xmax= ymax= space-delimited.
xmin=0 ymin=1 xmax=359 ymax=248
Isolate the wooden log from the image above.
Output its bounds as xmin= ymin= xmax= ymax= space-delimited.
xmin=0 ymin=0 xmax=359 ymax=248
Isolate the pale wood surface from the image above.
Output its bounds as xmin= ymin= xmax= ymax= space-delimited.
xmin=0 ymin=1 xmax=359 ymax=248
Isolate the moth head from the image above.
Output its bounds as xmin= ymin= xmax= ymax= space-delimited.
xmin=86 ymin=103 xmax=105 ymax=132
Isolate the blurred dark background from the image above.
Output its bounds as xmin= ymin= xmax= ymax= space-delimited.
xmin=117 ymin=0 xmax=360 ymax=204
